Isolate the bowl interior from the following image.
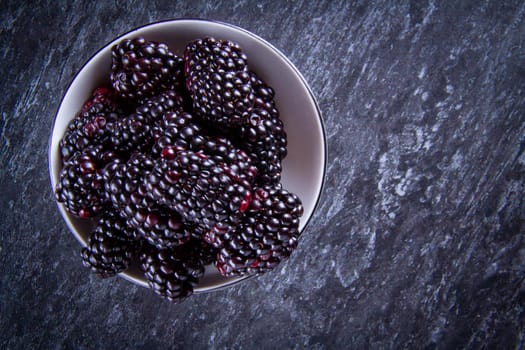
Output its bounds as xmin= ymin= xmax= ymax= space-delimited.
xmin=49 ymin=19 xmax=326 ymax=292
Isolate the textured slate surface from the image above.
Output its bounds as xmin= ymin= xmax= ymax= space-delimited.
xmin=1 ymin=1 xmax=524 ymax=348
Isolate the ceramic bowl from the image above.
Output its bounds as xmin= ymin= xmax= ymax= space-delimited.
xmin=49 ymin=19 xmax=326 ymax=292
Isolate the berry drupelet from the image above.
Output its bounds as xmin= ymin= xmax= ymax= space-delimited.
xmin=145 ymin=147 xmax=255 ymax=244
xmin=135 ymin=89 xmax=187 ymax=126
xmin=109 ymin=112 xmax=152 ymax=154
xmin=59 ymin=87 xmax=122 ymax=163
xmin=151 ymin=110 xmax=201 ymax=157
xmin=215 ymin=186 xmax=303 ymax=276
xmin=184 ymin=37 xmax=254 ymax=128
xmin=111 ymin=37 xmax=184 ymax=101
xmin=81 ymin=210 xmax=137 ymax=278
xmin=56 ymin=145 xmax=119 ymax=218
xmin=131 ymin=208 xmax=193 ymax=249
xmin=103 ymin=152 xmax=155 ymax=213
xmin=233 ymin=71 xmax=287 ymax=186
xmin=140 ymin=242 xmax=205 ymax=303
xmin=103 ymin=152 xmax=191 ymax=249
xmin=153 ymin=110 xmax=258 ymax=183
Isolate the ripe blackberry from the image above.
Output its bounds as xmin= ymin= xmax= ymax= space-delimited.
xmin=250 ymin=72 xmax=274 ymax=104
xmin=103 ymin=152 xmax=154 ymax=212
xmin=153 ymin=111 xmax=258 ymax=184
xmin=140 ymin=243 xmax=205 ymax=302
xmin=234 ymin=72 xmax=287 ymax=185
xmin=130 ymin=208 xmax=192 ymax=249
xmin=109 ymin=112 xmax=152 ymax=154
xmin=59 ymin=89 xmax=121 ymax=163
xmin=81 ymin=211 xmax=136 ymax=278
xmin=145 ymin=148 xmax=255 ymax=243
xmin=136 ymin=89 xmax=187 ymax=126
xmin=215 ymin=186 xmax=303 ymax=276
xmin=238 ymin=108 xmax=287 ymax=185
xmin=55 ymin=146 xmax=119 ymax=218
xmin=111 ymin=37 xmax=184 ymax=100
xmin=201 ymin=137 xmax=257 ymax=178
xmin=184 ymin=37 xmax=254 ymax=128
xmin=151 ymin=111 xmax=202 ymax=157
xmin=103 ymin=153 xmax=190 ymax=248
xmin=79 ymin=86 xmax=122 ymax=115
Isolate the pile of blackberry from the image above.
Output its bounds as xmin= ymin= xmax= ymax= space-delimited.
xmin=55 ymin=37 xmax=303 ymax=303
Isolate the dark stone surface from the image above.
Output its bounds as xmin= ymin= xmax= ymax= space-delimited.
xmin=1 ymin=1 xmax=524 ymax=348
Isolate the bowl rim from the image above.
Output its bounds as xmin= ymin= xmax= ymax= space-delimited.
xmin=48 ymin=18 xmax=328 ymax=293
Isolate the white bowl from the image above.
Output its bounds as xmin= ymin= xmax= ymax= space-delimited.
xmin=49 ymin=19 xmax=327 ymax=293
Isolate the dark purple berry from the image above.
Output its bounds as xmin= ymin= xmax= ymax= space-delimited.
xmin=103 ymin=153 xmax=191 ymax=249
xmin=216 ymin=186 xmax=303 ymax=276
xmin=55 ymin=146 xmax=119 ymax=217
xmin=111 ymin=37 xmax=184 ymax=100
xmin=110 ymin=113 xmax=152 ymax=154
xmin=59 ymin=88 xmax=121 ymax=163
xmin=145 ymin=147 xmax=256 ymax=245
xmin=81 ymin=211 xmax=137 ymax=278
xmin=184 ymin=37 xmax=254 ymax=128
xmin=140 ymin=242 xmax=205 ymax=303
xmin=232 ymin=71 xmax=287 ymax=186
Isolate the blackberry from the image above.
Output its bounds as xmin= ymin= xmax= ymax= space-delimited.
xmin=110 ymin=112 xmax=152 ymax=154
xmin=130 ymin=208 xmax=192 ymax=249
xmin=215 ymin=186 xmax=303 ymax=276
xmin=153 ymin=111 xmax=258 ymax=184
xmin=235 ymin=72 xmax=287 ymax=185
xmin=56 ymin=145 xmax=119 ymax=218
xmin=250 ymin=71 xmax=275 ymax=107
xmin=151 ymin=111 xmax=202 ymax=157
xmin=200 ymin=137 xmax=257 ymax=178
xmin=103 ymin=153 xmax=190 ymax=248
xmin=103 ymin=152 xmax=154 ymax=212
xmin=81 ymin=211 xmax=136 ymax=278
xmin=238 ymin=108 xmax=287 ymax=185
xmin=111 ymin=37 xmax=184 ymax=100
xmin=145 ymin=148 xmax=255 ymax=243
xmin=136 ymin=89 xmax=186 ymax=126
xmin=140 ymin=243 xmax=205 ymax=302
xmin=184 ymin=37 xmax=254 ymax=128
xmin=79 ymin=86 xmax=122 ymax=115
xmin=59 ymin=89 xmax=121 ymax=163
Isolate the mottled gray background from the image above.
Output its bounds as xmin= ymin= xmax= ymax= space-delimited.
xmin=1 ymin=0 xmax=524 ymax=349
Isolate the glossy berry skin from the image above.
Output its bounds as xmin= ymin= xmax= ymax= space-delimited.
xmin=135 ymin=89 xmax=187 ymax=126
xmin=153 ymin=110 xmax=258 ymax=182
xmin=145 ymin=147 xmax=256 ymax=245
xmin=184 ymin=37 xmax=254 ymax=128
xmin=103 ymin=153 xmax=191 ymax=249
xmin=59 ymin=87 xmax=121 ymax=163
xmin=110 ymin=112 xmax=152 ymax=154
xmin=103 ymin=155 xmax=149 ymax=217
xmin=231 ymin=71 xmax=287 ymax=186
xmin=130 ymin=208 xmax=192 ymax=249
xmin=140 ymin=242 xmax=205 ymax=303
xmin=215 ymin=186 xmax=303 ymax=276
xmin=237 ymin=107 xmax=287 ymax=186
xmin=111 ymin=37 xmax=184 ymax=100
xmin=79 ymin=86 xmax=122 ymax=115
xmin=151 ymin=110 xmax=202 ymax=157
xmin=55 ymin=145 xmax=119 ymax=218
xmin=81 ymin=210 xmax=136 ymax=278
